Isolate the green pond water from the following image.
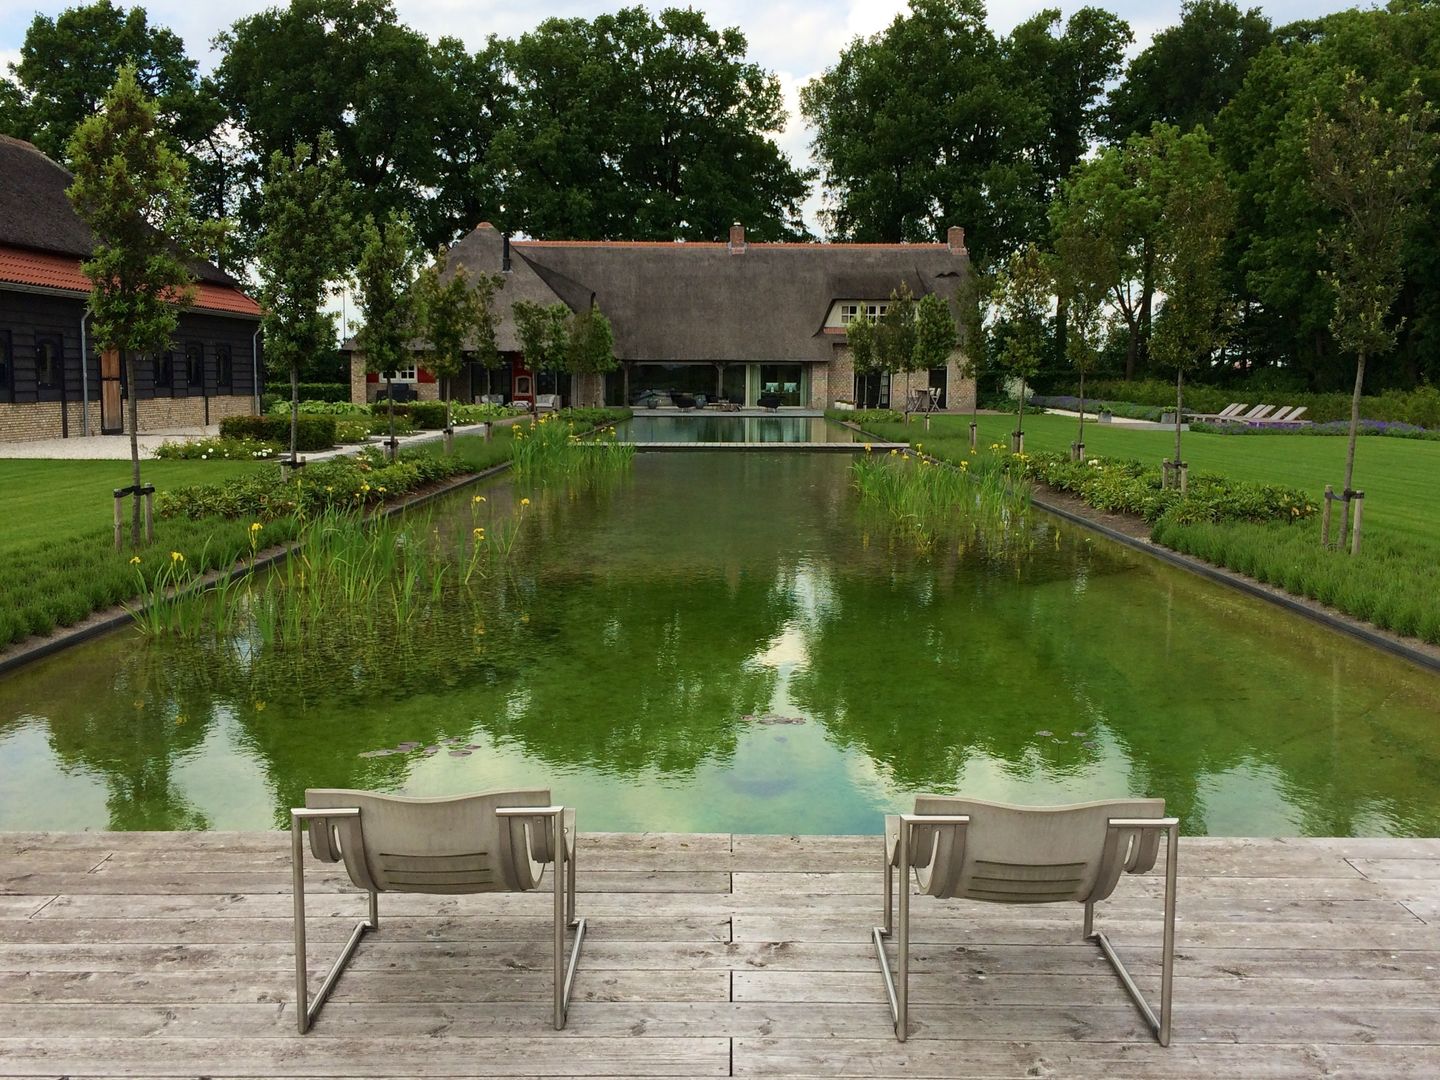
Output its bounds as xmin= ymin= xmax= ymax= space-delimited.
xmin=3 ymin=449 xmax=1440 ymax=835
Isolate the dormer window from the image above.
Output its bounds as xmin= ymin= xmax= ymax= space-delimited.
xmin=839 ymin=302 xmax=888 ymax=325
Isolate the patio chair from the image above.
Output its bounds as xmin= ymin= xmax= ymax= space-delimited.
xmin=291 ymin=788 xmax=586 ymax=1034
xmin=757 ymin=392 xmax=783 ymax=411
xmin=872 ymin=795 xmax=1178 ymax=1045
xmin=478 ymin=393 xmax=506 ymax=407
xmin=1186 ymin=402 xmax=1247 ymax=422
xmin=534 ymin=393 xmax=561 ymax=413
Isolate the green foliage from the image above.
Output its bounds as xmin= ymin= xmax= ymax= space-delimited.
xmin=256 ymin=131 xmax=351 ymax=462
xmin=827 ymin=408 xmax=904 ymax=425
xmin=66 ymin=65 xmax=223 ymax=548
xmin=913 ymin=292 xmax=958 ymax=374
xmin=355 ymin=212 xmax=419 ymax=378
xmin=494 ymin=7 xmax=809 ymax=241
xmin=1023 ymin=452 xmax=1316 ymax=527
xmin=510 ymin=412 xmax=635 ymax=480
xmin=269 ymin=398 xmax=369 ymax=416
xmin=0 ymin=515 xmax=302 ymax=647
xmin=1106 ymin=1 xmax=1273 ymax=140
xmin=152 ymin=436 xmax=280 ymax=461
xmin=1155 ymin=517 xmax=1440 ymax=643
xmin=2 ymin=1 xmax=226 ymax=217
xmin=220 ymin=415 xmax=336 ymax=451
xmin=295 ymin=382 xmax=351 ymax=402
xmin=513 ymin=300 xmax=573 ymax=374
xmin=412 ymin=253 xmax=502 ymax=428
xmin=992 ymin=244 xmax=1052 ymax=419
xmin=567 ymin=305 xmax=617 ymax=375
xmin=1063 ymin=379 xmax=1440 ymax=427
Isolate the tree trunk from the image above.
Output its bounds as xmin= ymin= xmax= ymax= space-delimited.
xmin=1174 ymin=367 xmax=1184 ymax=466
xmin=1139 ymin=239 xmax=1155 ymax=372
xmin=127 ymin=350 xmax=142 ymax=548
xmin=1055 ymin=299 xmax=1068 ymax=382
xmin=1343 ymin=351 xmax=1366 ymax=496
xmin=444 ymin=374 xmax=453 ymax=454
xmin=1077 ymin=368 xmax=1086 ymax=450
xmin=386 ymin=375 xmax=396 ymax=461
xmin=1017 ymin=375 xmax=1026 ymax=436
xmin=289 ymin=364 xmax=299 ymax=464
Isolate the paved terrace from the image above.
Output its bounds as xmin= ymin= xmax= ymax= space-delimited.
xmin=1 ymin=832 xmax=1437 ymax=1078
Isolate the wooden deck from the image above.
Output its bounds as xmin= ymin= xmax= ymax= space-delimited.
xmin=1 ymin=832 xmax=1438 ymax=1078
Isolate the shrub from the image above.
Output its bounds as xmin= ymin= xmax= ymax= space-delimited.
xmin=1022 ymin=452 xmax=1316 ymax=527
xmin=153 ymin=436 xmax=280 ymax=461
xmin=269 ymin=398 xmax=370 ymax=417
xmin=334 ymin=419 xmax=373 ymax=444
xmin=1189 ymin=418 xmax=1440 ymax=441
xmin=828 ymin=408 xmax=903 ymax=425
xmin=220 ymin=414 xmax=337 ymax=451
xmin=297 ymin=382 xmax=350 ymax=402
xmin=1056 ymin=379 xmax=1440 ymax=428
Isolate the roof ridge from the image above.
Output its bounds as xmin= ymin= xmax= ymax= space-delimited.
xmin=512 ymin=239 xmax=949 ymax=250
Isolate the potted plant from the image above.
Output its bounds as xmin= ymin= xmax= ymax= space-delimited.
xmin=833 ymin=397 xmax=856 ymax=412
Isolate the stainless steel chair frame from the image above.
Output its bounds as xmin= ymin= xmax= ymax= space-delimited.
xmin=871 ymin=812 xmax=1179 ymax=1045
xmin=290 ymin=803 xmax=587 ymax=1034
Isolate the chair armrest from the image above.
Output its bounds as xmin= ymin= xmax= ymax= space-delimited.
xmin=884 ymin=815 xmax=901 ymax=866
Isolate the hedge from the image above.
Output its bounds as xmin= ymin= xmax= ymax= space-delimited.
xmin=220 ymin=414 xmax=337 ymax=451
xmin=1053 ymin=379 xmax=1440 ymax=428
xmin=1022 ymin=452 xmax=1317 ymax=528
xmin=295 ymin=382 xmax=350 ymax=402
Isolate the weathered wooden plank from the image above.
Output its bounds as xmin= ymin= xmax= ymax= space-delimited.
xmin=0 ymin=1036 xmax=730 ymax=1076
xmin=1351 ymin=858 xmax=1440 ymax=880
xmin=0 ymin=869 xmax=732 ymax=895
xmin=733 ymin=969 xmax=1440 ymax=1008
xmin=0 ymin=968 xmax=727 ymax=1004
xmin=731 ymin=872 xmax=1391 ymax=900
xmin=732 ymin=915 xmax=1440 ymax=950
xmin=0 ymin=897 xmax=52 ymax=919
xmin=732 ymin=1038 xmax=1440 ymax=1078
xmin=0 ymin=913 xmax=732 ymax=945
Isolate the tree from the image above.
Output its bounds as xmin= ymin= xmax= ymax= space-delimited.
xmin=876 ymin=284 xmax=919 ymax=411
xmin=3 ymin=2 xmax=229 ymax=223
xmin=1005 ymin=6 xmax=1131 ymax=365
xmin=354 ymin=212 xmax=419 ymax=459
xmin=801 ymin=0 xmax=1043 ymax=256
xmin=1307 ymin=74 xmax=1437 ymax=544
xmin=493 ymin=6 xmax=809 ymax=241
xmin=513 ymin=301 xmax=573 ymax=394
xmin=66 ymin=66 xmax=221 ymax=547
xmin=913 ymin=292 xmax=959 ymax=409
xmin=216 ymin=0 xmax=449 ymax=252
xmin=845 ymin=313 xmax=880 ymax=407
xmin=413 ymin=255 xmax=503 ymax=446
xmin=991 ymin=243 xmax=1053 ymax=450
xmin=1107 ymin=1 xmax=1273 ymax=141
xmin=567 ymin=304 xmax=617 ymax=407
xmin=254 ymin=133 xmax=350 ymax=465
xmin=1148 ymin=126 xmax=1236 ymax=478
xmin=1052 ymin=187 xmax=1117 ymax=457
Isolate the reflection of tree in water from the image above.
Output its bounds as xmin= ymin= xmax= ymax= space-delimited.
xmin=30 ymin=647 xmax=215 ymax=829
xmin=794 ymin=526 xmax=1440 ymax=837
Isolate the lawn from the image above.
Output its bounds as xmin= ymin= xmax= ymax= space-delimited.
xmin=868 ymin=411 xmax=1440 ymax=547
xmin=0 ymin=458 xmax=264 ymax=550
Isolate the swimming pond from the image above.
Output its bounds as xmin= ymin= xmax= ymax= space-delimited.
xmin=3 ymin=450 xmax=1439 ymax=834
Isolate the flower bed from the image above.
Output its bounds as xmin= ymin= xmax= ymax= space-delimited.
xmin=153 ymin=436 xmax=281 ymax=461
xmin=1022 ymin=452 xmax=1317 ymax=527
xmin=1190 ymin=418 xmax=1440 ymax=441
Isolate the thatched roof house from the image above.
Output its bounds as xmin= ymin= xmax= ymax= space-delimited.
xmin=0 ymin=135 xmax=262 ymax=441
xmin=350 ymin=222 xmax=973 ymax=412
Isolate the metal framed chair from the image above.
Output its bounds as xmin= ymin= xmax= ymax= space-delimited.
xmin=290 ymin=788 xmax=586 ymax=1033
xmin=872 ymin=795 xmax=1178 ymax=1045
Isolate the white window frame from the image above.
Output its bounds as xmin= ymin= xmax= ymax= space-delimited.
xmin=865 ymin=302 xmax=889 ymax=319
xmin=839 ymin=303 xmax=860 ymax=325
xmin=385 ymin=364 xmax=418 ymax=382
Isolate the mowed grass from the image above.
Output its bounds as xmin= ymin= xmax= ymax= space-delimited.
xmin=0 ymin=458 xmax=264 ymax=550
xmin=870 ymin=412 xmax=1440 ymax=547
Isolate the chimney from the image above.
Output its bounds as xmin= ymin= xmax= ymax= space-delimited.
xmin=947 ymin=225 xmax=967 ymax=256
xmin=728 ymin=222 xmax=746 ymax=255
xmin=502 ymin=232 xmax=511 ymax=272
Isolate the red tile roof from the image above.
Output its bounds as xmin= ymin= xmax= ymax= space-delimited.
xmin=0 ymin=245 xmax=261 ymax=317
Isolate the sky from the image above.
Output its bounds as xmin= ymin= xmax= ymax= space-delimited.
xmin=2 ymin=0 xmax=1366 ymax=235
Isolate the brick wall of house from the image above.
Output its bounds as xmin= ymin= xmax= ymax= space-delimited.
xmin=0 ymin=392 xmax=255 ymax=442
xmin=946 ymin=351 xmax=977 ymax=413
xmin=349 ymin=354 xmax=367 ymax=405
xmin=826 ymin=350 xmax=855 ymax=407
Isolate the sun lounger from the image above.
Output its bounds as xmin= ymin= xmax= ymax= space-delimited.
xmin=291 ymin=788 xmax=586 ymax=1033
xmin=872 ymin=795 xmax=1178 ymax=1045
xmin=1186 ymin=402 xmax=1247 ymax=422
xmin=1248 ymin=405 xmax=1310 ymax=426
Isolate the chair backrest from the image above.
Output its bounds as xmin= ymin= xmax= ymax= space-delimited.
xmin=908 ymin=795 xmax=1166 ymax=905
xmin=1248 ymin=404 xmax=1276 ymax=420
xmin=1219 ymin=402 xmax=1246 ymax=417
xmin=1285 ymin=406 xmax=1307 ymax=422
xmin=1266 ymin=406 xmax=1297 ymax=422
xmin=305 ymin=788 xmax=555 ymax=895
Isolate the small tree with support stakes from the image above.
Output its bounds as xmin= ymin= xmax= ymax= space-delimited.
xmin=355 ymin=212 xmax=419 ymax=461
xmin=255 ymin=132 xmax=350 ymax=472
xmin=878 ymin=284 xmax=919 ymax=419
xmin=912 ymin=292 xmax=958 ymax=430
xmin=844 ymin=312 xmax=879 ymax=408
xmin=413 ymin=252 xmax=501 ymax=453
xmin=66 ymin=66 xmax=221 ymax=549
xmin=513 ymin=301 xmax=572 ymax=403
xmin=956 ymin=266 xmax=989 ymax=451
xmin=1307 ymin=74 xmax=1437 ymax=555
xmin=1149 ymin=125 xmax=1234 ymax=495
xmin=566 ymin=302 xmax=616 ymax=407
xmin=992 ymin=244 xmax=1051 ymax=455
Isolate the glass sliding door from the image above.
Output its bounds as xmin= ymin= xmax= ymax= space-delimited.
xmin=758 ymin=363 xmax=804 ymax=406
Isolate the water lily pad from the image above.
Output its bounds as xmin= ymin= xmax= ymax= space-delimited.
xmin=1071 ymin=731 xmax=1086 ymax=738
xmin=396 ymin=741 xmax=420 ymax=750
xmin=465 ymin=744 xmax=481 ymax=750
xmin=449 ymin=749 xmax=472 ymax=757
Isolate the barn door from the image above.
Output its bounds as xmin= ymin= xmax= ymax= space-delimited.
xmin=100 ymin=349 xmax=123 ymax=434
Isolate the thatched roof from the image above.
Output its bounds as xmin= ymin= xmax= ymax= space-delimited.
xmin=344 ymin=222 xmax=970 ymax=360
xmin=0 ymin=134 xmax=238 ymax=288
